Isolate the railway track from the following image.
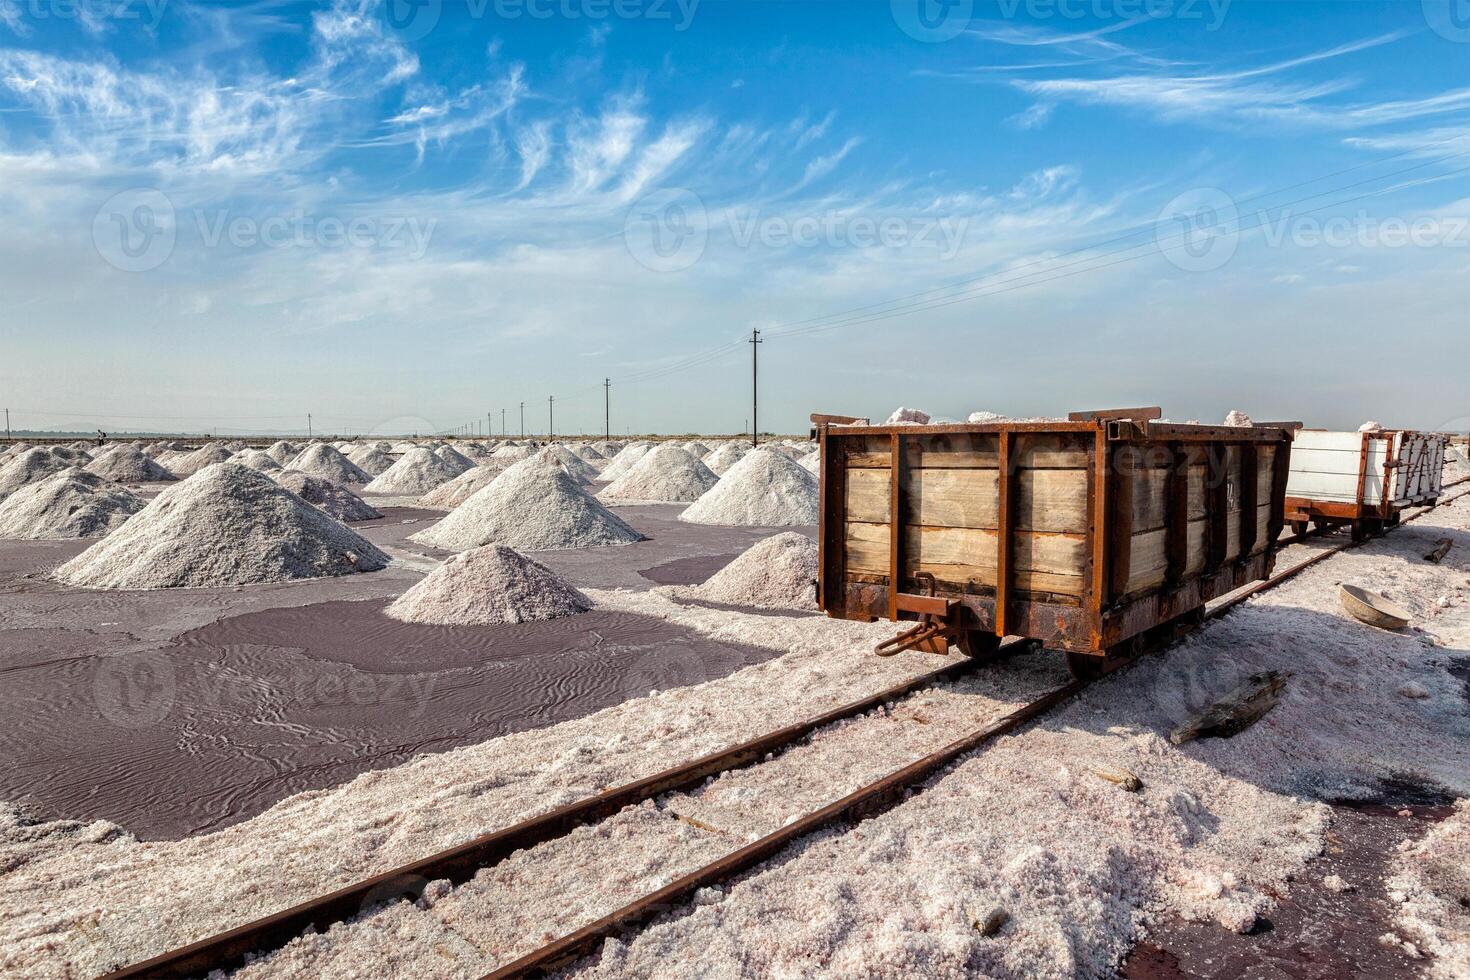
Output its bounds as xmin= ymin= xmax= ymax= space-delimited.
xmin=101 ymin=483 xmax=1469 ymax=980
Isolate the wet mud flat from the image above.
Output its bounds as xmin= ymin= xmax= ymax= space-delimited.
xmin=0 ymin=505 xmax=795 ymax=841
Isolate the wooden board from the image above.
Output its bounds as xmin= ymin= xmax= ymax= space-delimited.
xmin=843 ymin=521 xmax=1087 ymax=596
xmin=844 ymin=466 xmax=1088 ymax=532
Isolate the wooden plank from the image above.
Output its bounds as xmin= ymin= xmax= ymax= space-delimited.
xmin=1108 ymin=445 xmax=1136 ymax=600
xmin=1131 ymin=464 xmax=1207 ymax=531
xmin=846 ymin=468 xmax=1088 ymax=532
xmin=1164 ymin=445 xmax=1190 ymax=589
xmin=1125 ymin=520 xmax=1208 ymax=594
xmin=905 ymin=433 xmax=1087 ymax=470
xmin=845 ymin=521 xmax=890 ymax=577
xmin=844 ymin=467 xmax=891 ymax=523
xmin=996 ymin=432 xmax=1014 ymax=635
xmin=1239 ymin=443 xmax=1259 ymax=558
xmin=889 ymin=434 xmax=903 ymax=620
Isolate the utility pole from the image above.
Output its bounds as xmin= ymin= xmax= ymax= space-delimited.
xmin=548 ymin=395 xmax=555 ymax=442
xmin=501 ymin=408 xmax=506 ymax=438
xmin=603 ymin=378 xmax=611 ymax=441
xmin=4 ymin=408 xmax=8 ymax=441
xmin=519 ymin=402 xmax=525 ymax=439
xmin=308 ymin=413 xmax=312 ymax=438
xmin=749 ymin=328 xmax=762 ymax=447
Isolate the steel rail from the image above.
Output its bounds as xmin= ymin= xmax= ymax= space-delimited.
xmin=482 ymin=484 xmax=1470 ymax=979
xmin=98 ymin=643 xmax=1022 ymax=980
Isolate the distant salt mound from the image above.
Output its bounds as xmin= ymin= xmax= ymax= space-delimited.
xmin=288 ymin=444 xmax=371 ymax=485
xmin=55 ymin=463 xmax=388 ymax=590
xmin=436 ymin=446 xmax=476 ymax=474
xmin=386 ymin=544 xmax=591 ymax=626
xmin=0 ymin=449 xmax=71 ymax=501
xmin=1359 ymin=420 xmax=1384 ymax=433
xmin=264 ymin=441 xmax=299 ymax=466
xmin=231 ymin=449 xmax=283 ymax=474
xmin=0 ymin=469 xmax=144 ymax=540
xmin=543 ymin=445 xmax=599 ymax=483
xmin=684 ymin=440 xmax=712 ymax=457
xmin=702 ymin=443 xmax=749 ymax=476
xmin=601 ymin=444 xmax=718 ymax=503
xmin=1223 ymin=410 xmax=1254 ymax=427
xmin=346 ymin=445 xmax=395 ymax=476
xmin=571 ymin=444 xmax=606 ymax=462
xmin=410 ymin=458 xmax=643 ymax=552
xmin=886 ymin=407 xmax=931 ymax=425
xmin=456 ymin=443 xmax=495 ymax=462
xmin=50 ymin=447 xmax=93 ymax=464
xmin=799 ymin=451 xmax=821 ymax=475
xmin=590 ymin=440 xmax=622 ymax=457
xmin=491 ymin=444 xmax=532 ymax=463
xmin=693 ymin=532 xmax=818 ymax=610
xmin=172 ymin=443 xmax=235 ymax=477
xmin=418 ymin=463 xmax=508 ymax=510
xmin=390 ymin=441 xmax=419 ymax=455
xmin=597 ymin=443 xmax=651 ymax=483
xmin=275 ymin=470 xmax=383 ymax=523
xmin=84 ymin=447 xmax=176 ymax=483
xmin=680 ymin=448 xmax=818 ymax=526
xmin=363 ymin=447 xmax=461 ymax=495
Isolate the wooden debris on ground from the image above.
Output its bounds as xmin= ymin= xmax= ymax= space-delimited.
xmin=1170 ymin=671 xmax=1289 ymax=746
xmin=1424 ymin=538 xmax=1453 ymax=564
xmin=1091 ymin=765 xmax=1142 ymax=792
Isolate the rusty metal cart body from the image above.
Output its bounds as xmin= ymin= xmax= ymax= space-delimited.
xmin=812 ymin=409 xmax=1296 ymax=676
xmin=1284 ymin=429 xmax=1446 ymax=540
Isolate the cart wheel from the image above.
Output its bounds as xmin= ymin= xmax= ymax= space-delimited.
xmin=956 ymin=629 xmax=1003 ymax=661
xmin=1290 ymin=520 xmax=1308 ymax=536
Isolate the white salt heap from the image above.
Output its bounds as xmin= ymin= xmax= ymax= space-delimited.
xmin=0 ymin=449 xmax=70 ymax=501
xmin=799 ymin=451 xmax=820 ymax=475
xmin=171 ymin=443 xmax=235 ymax=477
xmin=275 ymin=471 xmax=382 ymax=523
xmin=54 ymin=463 xmax=388 ymax=589
xmin=680 ymin=448 xmax=818 ymax=526
xmin=1388 ymin=801 xmax=1470 ymax=979
xmin=684 ymin=440 xmax=712 ymax=457
xmin=600 ymin=444 xmax=718 ymax=503
xmin=1223 ymin=409 xmax=1254 ymax=427
xmin=544 ymin=445 xmax=600 ymax=482
xmin=230 ymin=450 xmax=283 ymax=474
xmin=1359 ymin=420 xmax=1384 ymax=433
xmin=701 ymin=443 xmax=748 ymax=476
xmin=84 ymin=447 xmax=176 ymax=483
xmin=264 ymin=441 xmax=298 ymax=465
xmin=0 ymin=469 xmax=143 ymax=539
xmin=435 ymin=446 xmax=475 ymax=474
xmin=363 ymin=448 xmax=461 ymax=495
xmin=691 ymin=531 xmax=818 ymax=609
xmin=490 ymin=444 xmax=532 ymax=463
xmin=345 ymin=445 xmax=395 ymax=476
xmin=417 ymin=464 xmax=508 ymax=511
xmin=596 ymin=442 xmax=651 ymax=483
xmin=385 ymin=544 xmax=591 ymax=626
xmin=49 ymin=446 xmax=92 ymax=463
xmin=287 ymin=445 xmax=371 ymax=485
xmin=410 ymin=458 xmax=643 ymax=552
xmin=886 ymin=406 xmax=931 ymax=425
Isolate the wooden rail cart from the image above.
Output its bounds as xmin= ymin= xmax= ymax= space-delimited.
xmin=1284 ymin=429 xmax=1446 ymax=541
xmin=811 ymin=408 xmax=1297 ymax=677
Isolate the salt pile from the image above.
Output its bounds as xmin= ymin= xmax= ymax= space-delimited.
xmin=680 ymin=448 xmax=818 ymax=526
xmin=171 ymin=443 xmax=235 ymax=477
xmin=54 ymin=463 xmax=389 ymax=589
xmin=701 ymin=443 xmax=749 ymax=476
xmin=345 ymin=445 xmax=395 ymax=476
xmin=597 ymin=442 xmax=651 ymax=483
xmin=363 ymin=447 xmax=462 ymax=495
xmin=50 ymin=446 xmax=92 ymax=463
xmin=886 ymin=406 xmax=931 ymax=425
xmin=0 ymin=469 xmax=143 ymax=539
xmin=692 ymin=532 xmax=818 ymax=609
xmin=684 ymin=440 xmax=712 ymax=457
xmin=571 ymin=444 xmax=606 ymax=462
xmin=230 ymin=449 xmax=284 ymax=474
xmin=1359 ymin=420 xmax=1384 ymax=433
xmin=591 ymin=440 xmax=623 ymax=457
xmin=600 ymin=444 xmax=718 ymax=503
xmin=435 ymin=446 xmax=475 ymax=474
xmin=385 ymin=544 xmax=591 ymax=626
xmin=799 ymin=451 xmax=821 ymax=474
xmin=490 ymin=445 xmax=532 ymax=463
xmin=262 ymin=441 xmax=297 ymax=465
xmin=0 ymin=449 xmax=70 ymax=501
xmin=84 ymin=446 xmax=177 ymax=483
xmin=390 ymin=441 xmax=419 ymax=455
xmin=410 ymin=458 xmax=643 ymax=552
xmin=275 ymin=471 xmax=383 ymax=523
xmin=417 ymin=464 xmax=508 ymax=511
xmin=543 ymin=445 xmax=599 ymax=483
xmin=1223 ymin=409 xmax=1254 ymax=427
xmin=455 ymin=444 xmax=495 ymax=462
xmin=287 ymin=444 xmax=371 ymax=485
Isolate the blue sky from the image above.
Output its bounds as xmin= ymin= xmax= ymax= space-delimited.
xmin=0 ymin=0 xmax=1467 ymax=436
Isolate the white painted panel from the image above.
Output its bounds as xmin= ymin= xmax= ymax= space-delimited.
xmin=1293 ymin=430 xmax=1366 ymax=453
xmin=1286 ymin=470 xmax=1363 ymax=501
xmin=1288 ymin=447 xmax=1365 ymax=476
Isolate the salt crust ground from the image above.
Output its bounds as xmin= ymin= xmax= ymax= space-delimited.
xmin=679 ymin=448 xmax=818 ymax=527
xmin=4 ymin=497 xmax=1469 ymax=978
xmin=408 ymin=457 xmax=643 ymax=553
xmin=1389 ymin=801 xmax=1470 ymax=978
xmin=385 ymin=544 xmax=591 ymax=625
xmin=51 ymin=463 xmax=390 ymax=590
